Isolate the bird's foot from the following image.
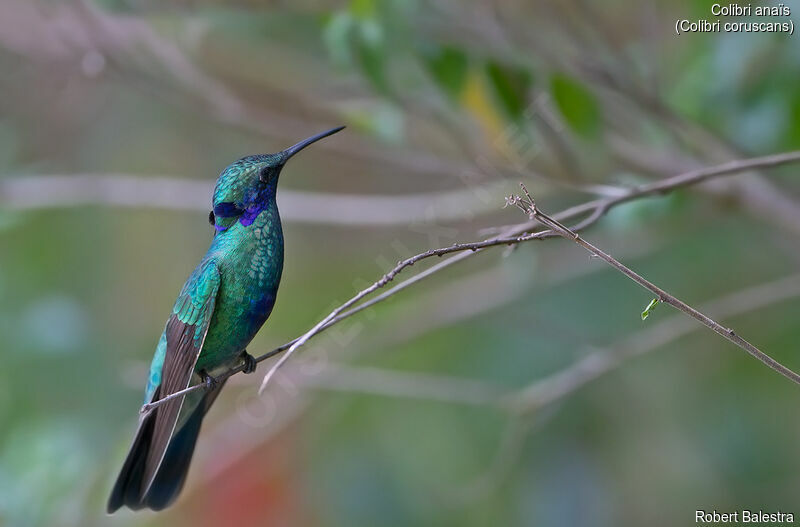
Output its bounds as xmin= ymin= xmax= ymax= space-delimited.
xmin=240 ymin=350 xmax=257 ymax=374
xmin=199 ymin=369 xmax=219 ymax=390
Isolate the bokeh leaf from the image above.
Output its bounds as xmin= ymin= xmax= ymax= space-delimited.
xmin=485 ymin=60 xmax=532 ymax=121
xmin=350 ymin=0 xmax=377 ymax=19
xmin=323 ymin=12 xmax=355 ymax=67
xmin=342 ymin=101 xmax=404 ymax=142
xmin=357 ymin=39 xmax=388 ymax=94
xmin=422 ymin=46 xmax=468 ymax=101
xmin=550 ymin=74 xmax=601 ymax=138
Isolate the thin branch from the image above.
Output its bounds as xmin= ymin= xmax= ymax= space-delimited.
xmin=491 ymin=149 xmax=800 ymax=236
xmin=141 ymin=150 xmax=800 ymax=414
xmin=505 ymin=272 xmax=800 ymax=413
xmin=269 ymin=273 xmax=800 ymax=504
xmin=509 ymin=183 xmax=800 ymax=387
xmin=0 ymin=174 xmax=511 ymax=226
xmin=207 ymin=271 xmax=800 ymax=429
xmin=301 ymin=364 xmax=506 ymax=406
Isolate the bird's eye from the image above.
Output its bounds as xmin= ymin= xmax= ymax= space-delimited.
xmin=259 ymin=167 xmax=270 ymax=181
xmin=208 ymin=210 xmax=215 ymax=225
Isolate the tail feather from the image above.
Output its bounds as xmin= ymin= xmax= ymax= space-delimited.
xmin=107 ymin=409 xmax=156 ymax=513
xmin=107 ymin=382 xmax=224 ymax=513
xmin=142 ymin=401 xmax=205 ymax=510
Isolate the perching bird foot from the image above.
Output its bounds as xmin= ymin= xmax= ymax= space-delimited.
xmin=240 ymin=350 xmax=257 ymax=374
xmin=199 ymin=369 xmax=218 ymax=390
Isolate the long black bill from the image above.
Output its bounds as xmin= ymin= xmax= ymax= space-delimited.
xmin=281 ymin=126 xmax=345 ymax=162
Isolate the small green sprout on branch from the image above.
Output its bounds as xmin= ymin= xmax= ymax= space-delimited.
xmin=504 ymin=182 xmax=800 ymax=388
xmin=641 ymin=298 xmax=660 ymax=320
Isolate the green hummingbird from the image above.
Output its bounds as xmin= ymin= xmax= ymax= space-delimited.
xmin=107 ymin=126 xmax=345 ymax=513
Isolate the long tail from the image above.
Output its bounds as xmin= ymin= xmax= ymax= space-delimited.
xmin=107 ymin=382 xmax=225 ymax=513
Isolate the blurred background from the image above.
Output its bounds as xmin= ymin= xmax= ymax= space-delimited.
xmin=2 ymin=1 xmax=800 ymax=526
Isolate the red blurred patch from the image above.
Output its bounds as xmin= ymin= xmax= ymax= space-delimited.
xmin=164 ymin=423 xmax=313 ymax=527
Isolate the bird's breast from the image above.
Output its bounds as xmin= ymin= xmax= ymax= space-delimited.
xmin=199 ymin=207 xmax=284 ymax=369
xmin=221 ymin=208 xmax=284 ymax=321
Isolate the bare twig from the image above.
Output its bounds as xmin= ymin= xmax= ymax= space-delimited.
xmin=505 ymin=272 xmax=800 ymax=413
xmin=509 ymin=183 xmax=800 ymax=387
xmin=141 ymin=151 xmax=800 ymax=414
xmin=494 ymin=150 xmax=800 ymax=236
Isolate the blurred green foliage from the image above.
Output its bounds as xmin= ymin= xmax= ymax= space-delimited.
xmin=550 ymin=74 xmax=601 ymax=138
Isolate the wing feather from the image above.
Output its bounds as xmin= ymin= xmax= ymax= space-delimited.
xmin=141 ymin=260 xmax=220 ymax=496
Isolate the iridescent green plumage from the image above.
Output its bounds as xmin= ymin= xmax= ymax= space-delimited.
xmin=108 ymin=127 xmax=344 ymax=513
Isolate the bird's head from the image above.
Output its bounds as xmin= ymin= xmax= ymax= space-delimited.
xmin=209 ymin=126 xmax=344 ymax=231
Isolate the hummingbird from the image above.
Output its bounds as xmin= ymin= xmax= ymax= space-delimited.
xmin=107 ymin=126 xmax=345 ymax=513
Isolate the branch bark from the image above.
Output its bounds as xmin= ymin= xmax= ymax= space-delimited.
xmin=508 ymin=184 xmax=800 ymax=387
xmin=504 ymin=272 xmax=800 ymax=414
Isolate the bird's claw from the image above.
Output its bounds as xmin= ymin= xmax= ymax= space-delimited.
xmin=240 ymin=350 xmax=257 ymax=374
xmin=199 ymin=369 xmax=219 ymax=390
